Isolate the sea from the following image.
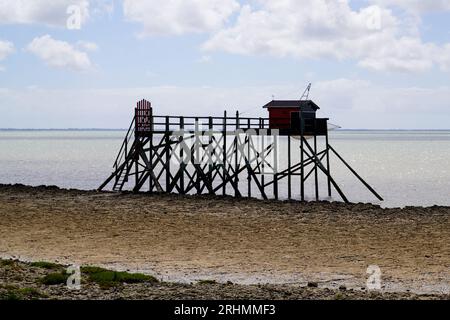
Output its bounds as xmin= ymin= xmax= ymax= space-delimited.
xmin=0 ymin=129 xmax=449 ymax=208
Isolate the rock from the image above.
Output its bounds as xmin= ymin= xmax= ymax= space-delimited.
xmin=307 ymin=282 xmax=318 ymax=288
xmin=339 ymin=285 xmax=347 ymax=291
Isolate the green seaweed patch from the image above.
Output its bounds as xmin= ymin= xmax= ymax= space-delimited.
xmin=0 ymin=285 xmax=47 ymax=300
xmin=81 ymin=266 xmax=158 ymax=289
xmin=40 ymin=272 xmax=69 ymax=285
xmin=0 ymin=259 xmax=15 ymax=266
xmin=80 ymin=266 xmax=110 ymax=274
xmin=334 ymin=292 xmax=346 ymax=300
xmin=30 ymin=261 xmax=61 ymax=270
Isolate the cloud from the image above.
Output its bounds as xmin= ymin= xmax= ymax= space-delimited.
xmin=0 ymin=40 xmax=14 ymax=70
xmin=0 ymin=0 xmax=113 ymax=27
xmin=27 ymin=35 xmax=95 ymax=71
xmin=202 ymin=0 xmax=450 ymax=73
xmin=370 ymin=0 xmax=450 ymax=13
xmin=123 ymin=0 xmax=240 ymax=36
xmin=0 ymin=0 xmax=90 ymax=27
xmin=0 ymin=40 xmax=14 ymax=60
xmin=1 ymin=81 xmax=449 ymax=129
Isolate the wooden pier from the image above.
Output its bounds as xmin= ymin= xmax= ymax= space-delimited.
xmin=99 ymin=99 xmax=383 ymax=203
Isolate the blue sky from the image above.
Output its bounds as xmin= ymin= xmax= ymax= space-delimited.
xmin=0 ymin=0 xmax=450 ymax=129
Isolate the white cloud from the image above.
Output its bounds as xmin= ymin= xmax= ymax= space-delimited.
xmin=27 ymin=35 xmax=95 ymax=71
xmin=370 ymin=0 xmax=450 ymax=13
xmin=203 ymin=0 xmax=450 ymax=73
xmin=0 ymin=40 xmax=14 ymax=60
xmin=0 ymin=0 xmax=90 ymax=26
xmin=0 ymin=40 xmax=14 ymax=70
xmin=0 ymin=0 xmax=113 ymax=27
xmin=123 ymin=0 xmax=240 ymax=36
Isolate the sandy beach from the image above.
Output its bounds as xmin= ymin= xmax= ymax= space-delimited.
xmin=0 ymin=184 xmax=449 ymax=299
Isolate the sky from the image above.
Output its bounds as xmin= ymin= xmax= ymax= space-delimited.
xmin=0 ymin=0 xmax=450 ymax=129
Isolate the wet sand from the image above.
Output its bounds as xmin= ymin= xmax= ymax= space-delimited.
xmin=0 ymin=184 xmax=449 ymax=297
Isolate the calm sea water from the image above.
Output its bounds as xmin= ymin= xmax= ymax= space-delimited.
xmin=0 ymin=130 xmax=449 ymax=208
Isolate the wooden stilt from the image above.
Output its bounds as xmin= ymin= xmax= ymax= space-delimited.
xmin=179 ymin=116 xmax=185 ymax=194
xmin=288 ymin=135 xmax=292 ymax=199
xmin=235 ymin=111 xmax=239 ymax=198
xmin=300 ymin=116 xmax=305 ymax=201
xmin=325 ymin=128 xmax=332 ymax=197
xmin=247 ymin=118 xmax=252 ymax=198
xmin=314 ymin=120 xmax=319 ymax=201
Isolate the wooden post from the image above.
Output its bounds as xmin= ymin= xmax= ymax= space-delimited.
xmin=149 ymin=107 xmax=153 ymax=192
xmin=134 ymin=109 xmax=139 ymax=192
xmin=261 ymin=127 xmax=265 ymax=198
xmin=195 ymin=117 xmax=200 ymax=194
xmin=247 ymin=118 xmax=251 ymax=198
xmin=165 ymin=116 xmax=170 ymax=192
xmin=208 ymin=116 xmax=213 ymax=194
xmin=125 ymin=138 xmax=128 ymax=184
xmin=300 ymin=115 xmax=305 ymax=201
xmin=314 ymin=132 xmax=319 ymax=201
xmin=235 ymin=111 xmax=239 ymax=197
xmin=325 ymin=124 xmax=332 ymax=197
xmin=288 ymin=135 xmax=292 ymax=199
xmin=273 ymin=130 xmax=278 ymax=201
xmin=313 ymin=119 xmax=319 ymax=201
xmin=223 ymin=111 xmax=227 ymax=196
xmin=134 ymin=139 xmax=139 ymax=192
xmin=180 ymin=116 xmax=185 ymax=194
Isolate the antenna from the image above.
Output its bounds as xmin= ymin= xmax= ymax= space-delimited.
xmin=300 ymin=83 xmax=312 ymax=100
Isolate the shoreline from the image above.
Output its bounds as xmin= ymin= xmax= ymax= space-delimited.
xmin=0 ymin=184 xmax=449 ymax=299
xmin=2 ymin=183 xmax=450 ymax=210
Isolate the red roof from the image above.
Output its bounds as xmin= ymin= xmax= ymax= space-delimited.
xmin=263 ymin=100 xmax=320 ymax=110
